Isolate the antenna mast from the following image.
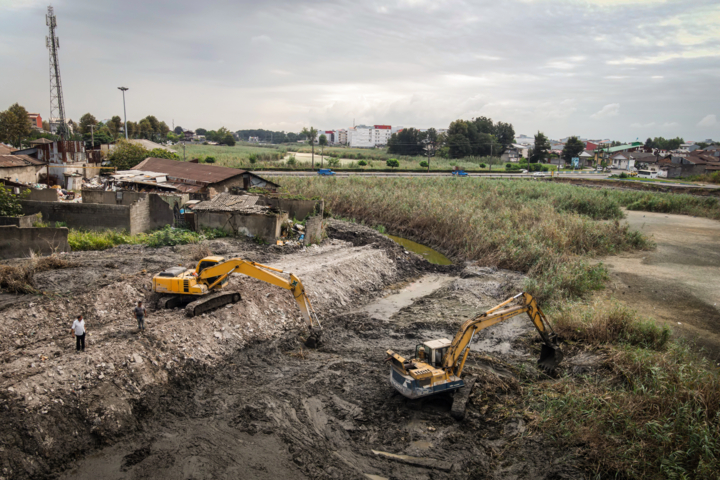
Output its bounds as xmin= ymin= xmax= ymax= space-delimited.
xmin=46 ymin=6 xmax=67 ymax=139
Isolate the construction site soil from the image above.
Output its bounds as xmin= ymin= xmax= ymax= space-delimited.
xmin=0 ymin=220 xmax=584 ymax=480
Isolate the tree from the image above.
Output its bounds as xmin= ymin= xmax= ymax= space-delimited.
xmin=644 ymin=137 xmax=653 ymax=149
xmin=196 ymin=128 xmax=207 ymax=135
xmin=494 ymin=121 xmax=515 ymax=147
xmin=126 ymin=121 xmax=138 ymax=138
xmin=301 ymin=127 xmax=318 ymax=169
xmin=318 ymin=134 xmax=328 ymax=167
xmin=78 ymin=113 xmax=98 ymax=135
xmin=107 ymin=140 xmax=149 ymax=170
xmin=388 ymin=128 xmax=423 ymax=156
xmin=447 ymin=134 xmax=471 ymax=158
xmin=173 ymin=126 xmax=184 ymax=135
xmin=108 ymin=116 xmax=123 ymax=139
xmin=42 ymin=120 xmax=50 ymax=132
xmin=0 ymin=103 xmax=32 ymax=148
xmin=561 ymin=136 xmax=585 ymax=164
xmin=138 ymin=118 xmax=153 ymax=139
xmin=386 ymin=158 xmax=400 ymax=169
xmin=0 ymin=186 xmax=25 ymax=216
xmin=158 ymin=121 xmax=170 ymax=140
xmin=221 ymin=134 xmax=235 ymax=146
xmin=530 ymin=132 xmax=550 ymax=164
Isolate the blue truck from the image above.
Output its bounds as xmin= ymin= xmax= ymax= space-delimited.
xmin=317 ymin=169 xmax=336 ymax=176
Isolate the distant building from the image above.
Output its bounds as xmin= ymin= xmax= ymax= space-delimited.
xmin=27 ymin=113 xmax=43 ymax=130
xmin=0 ymin=144 xmax=46 ymax=184
xmin=349 ymin=125 xmax=373 ymax=148
xmin=679 ymin=143 xmax=700 ymax=153
xmin=336 ymin=129 xmax=348 ymax=145
xmin=184 ymin=130 xmax=194 ymax=141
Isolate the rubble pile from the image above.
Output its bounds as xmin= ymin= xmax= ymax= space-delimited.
xmin=0 ymin=226 xmax=431 ymax=478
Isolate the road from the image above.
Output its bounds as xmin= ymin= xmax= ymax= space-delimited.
xmin=256 ymin=171 xmax=609 ymax=179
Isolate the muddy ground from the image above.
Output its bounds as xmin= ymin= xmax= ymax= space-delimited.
xmin=0 ymin=220 xmax=583 ymax=479
xmin=599 ymin=210 xmax=720 ymax=361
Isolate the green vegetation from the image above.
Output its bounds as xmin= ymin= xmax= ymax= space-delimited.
xmin=278 ymin=177 xmax=653 ymax=302
xmin=531 ymin=301 xmax=718 ymax=478
xmin=386 ymin=158 xmax=400 ymax=169
xmin=0 ymin=186 xmax=26 ymax=217
xmin=68 ymin=226 xmax=229 ymax=251
xmin=107 ymin=139 xmax=179 ymax=170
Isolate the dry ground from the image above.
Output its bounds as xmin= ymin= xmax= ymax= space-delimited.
xmin=598 ymin=210 xmax=720 ymax=361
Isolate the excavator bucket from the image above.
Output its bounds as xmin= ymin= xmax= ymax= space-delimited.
xmin=537 ymin=343 xmax=563 ymax=372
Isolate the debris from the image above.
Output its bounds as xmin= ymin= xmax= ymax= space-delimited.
xmin=370 ymin=450 xmax=453 ymax=472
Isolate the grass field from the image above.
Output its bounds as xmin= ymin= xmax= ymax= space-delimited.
xmin=173 ymin=142 xmax=542 ymax=171
xmin=275 ymin=176 xmax=720 ymax=478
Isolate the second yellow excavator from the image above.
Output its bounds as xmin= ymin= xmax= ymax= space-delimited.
xmin=386 ymin=292 xmax=562 ymax=418
xmin=152 ymin=256 xmax=322 ymax=346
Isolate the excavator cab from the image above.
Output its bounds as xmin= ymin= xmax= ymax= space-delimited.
xmin=415 ymin=339 xmax=451 ymax=368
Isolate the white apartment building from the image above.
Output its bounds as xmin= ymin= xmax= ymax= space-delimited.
xmin=336 ymin=129 xmax=348 ymax=145
xmin=349 ymin=125 xmax=373 ymax=148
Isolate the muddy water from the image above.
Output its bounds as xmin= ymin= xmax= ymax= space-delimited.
xmin=385 ymin=235 xmax=452 ymax=265
xmin=361 ymin=274 xmax=452 ymax=321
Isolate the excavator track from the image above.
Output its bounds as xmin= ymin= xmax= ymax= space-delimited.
xmin=450 ymin=376 xmax=476 ymax=421
xmin=185 ymin=292 xmax=241 ymax=317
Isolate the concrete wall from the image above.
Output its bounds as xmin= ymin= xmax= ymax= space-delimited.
xmin=0 ymin=165 xmax=45 ymax=184
xmin=21 ymin=200 xmax=134 ymax=233
xmin=82 ymin=189 xmax=145 ymax=206
xmin=257 ymin=197 xmax=324 ymax=221
xmin=82 ymin=190 xmax=187 ymax=230
xmin=0 ymin=225 xmax=69 ymax=259
xmin=195 ymin=211 xmax=288 ymax=242
xmin=304 ymin=215 xmax=323 ymax=245
xmin=26 ymin=188 xmax=60 ymax=202
xmin=0 ymin=213 xmax=42 ymax=228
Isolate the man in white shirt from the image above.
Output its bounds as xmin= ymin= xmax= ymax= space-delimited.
xmin=70 ymin=315 xmax=86 ymax=352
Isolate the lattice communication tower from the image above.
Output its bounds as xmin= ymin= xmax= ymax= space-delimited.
xmin=46 ymin=6 xmax=67 ymax=138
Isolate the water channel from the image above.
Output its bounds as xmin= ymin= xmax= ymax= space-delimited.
xmin=385 ymin=234 xmax=452 ymax=265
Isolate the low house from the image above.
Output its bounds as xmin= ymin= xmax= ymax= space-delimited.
xmin=0 ymin=144 xmax=46 ymax=184
xmin=679 ymin=143 xmax=700 ymax=153
xmin=500 ymin=147 xmax=520 ymax=163
xmin=610 ymin=154 xmax=635 ymax=170
xmin=190 ymin=193 xmax=288 ymax=242
xmin=130 ymin=157 xmax=279 ymax=198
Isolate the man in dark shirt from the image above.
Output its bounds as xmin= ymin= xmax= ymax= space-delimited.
xmin=134 ymin=301 xmax=147 ymax=332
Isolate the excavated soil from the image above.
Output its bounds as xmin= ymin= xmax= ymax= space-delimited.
xmin=0 ymin=220 xmax=582 ymax=479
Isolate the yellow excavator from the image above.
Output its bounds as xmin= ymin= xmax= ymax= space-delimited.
xmin=386 ymin=292 xmax=562 ymax=419
xmin=152 ymin=256 xmax=322 ymax=346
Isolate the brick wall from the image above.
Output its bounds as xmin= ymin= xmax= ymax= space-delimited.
xmin=0 ymin=226 xmax=69 ymax=259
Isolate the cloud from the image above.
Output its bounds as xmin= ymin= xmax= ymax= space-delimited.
xmin=591 ymin=104 xmax=620 ymax=119
xmin=697 ymin=114 xmax=717 ymax=127
xmin=662 ymin=122 xmax=680 ymax=128
xmin=631 ymin=122 xmax=656 ymax=128
xmin=251 ymin=35 xmax=272 ymax=44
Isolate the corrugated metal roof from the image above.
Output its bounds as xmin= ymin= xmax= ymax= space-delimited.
xmin=132 ymin=157 xmax=246 ymax=184
xmin=192 ymin=193 xmax=269 ymax=213
xmin=0 ymin=143 xmax=46 ymax=167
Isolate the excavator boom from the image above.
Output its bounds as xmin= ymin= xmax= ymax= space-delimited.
xmin=386 ymin=292 xmax=562 ymax=412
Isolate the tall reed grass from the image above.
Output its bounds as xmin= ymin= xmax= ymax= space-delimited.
xmin=278 ymin=177 xmax=651 ymax=301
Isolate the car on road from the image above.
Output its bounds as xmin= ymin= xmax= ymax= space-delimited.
xmin=532 ymin=172 xmax=547 ymax=177
xmin=451 ymin=170 xmax=468 ymax=177
xmin=317 ymin=169 xmax=335 ymax=176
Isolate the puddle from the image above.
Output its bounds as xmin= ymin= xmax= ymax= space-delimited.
xmin=362 ymin=275 xmax=451 ymax=321
xmin=386 ymin=235 xmax=452 ymax=265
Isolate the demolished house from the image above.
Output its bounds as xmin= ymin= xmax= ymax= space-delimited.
xmin=190 ymin=192 xmax=288 ymax=242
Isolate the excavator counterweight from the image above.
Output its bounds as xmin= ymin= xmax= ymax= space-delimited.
xmin=386 ymin=292 xmax=562 ymax=418
xmin=153 ymin=256 xmax=321 ymax=347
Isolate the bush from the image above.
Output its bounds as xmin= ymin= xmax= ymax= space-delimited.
xmin=204 ymin=156 xmax=216 ymax=163
xmin=286 ymin=155 xmax=297 ymax=166
xmin=386 ymin=158 xmax=400 ymax=169
xmin=327 ymin=157 xmax=340 ymax=167
xmin=479 ymin=163 xmax=486 ymax=168
xmin=419 ymin=161 xmax=428 ymax=168
xmin=0 ymin=186 xmax=26 ymax=217
xmin=358 ymin=160 xmax=367 ymax=167
xmin=248 ymin=153 xmax=258 ymax=164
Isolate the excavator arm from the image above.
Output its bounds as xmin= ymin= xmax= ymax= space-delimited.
xmin=198 ymin=259 xmax=321 ymax=330
xmin=443 ymin=292 xmax=561 ymax=377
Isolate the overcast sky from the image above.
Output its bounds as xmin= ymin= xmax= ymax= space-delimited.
xmin=1 ymin=0 xmax=719 ymax=141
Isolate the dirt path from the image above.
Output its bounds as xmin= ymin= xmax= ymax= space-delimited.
xmin=599 ymin=210 xmax=720 ymax=360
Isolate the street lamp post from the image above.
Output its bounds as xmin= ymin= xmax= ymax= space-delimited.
xmin=118 ymin=87 xmax=129 ymax=140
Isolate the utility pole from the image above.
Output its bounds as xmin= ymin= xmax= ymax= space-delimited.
xmin=118 ymin=87 xmax=129 ymax=139
xmin=183 ymin=143 xmax=186 ymax=161
xmin=89 ymin=124 xmax=94 ymax=149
